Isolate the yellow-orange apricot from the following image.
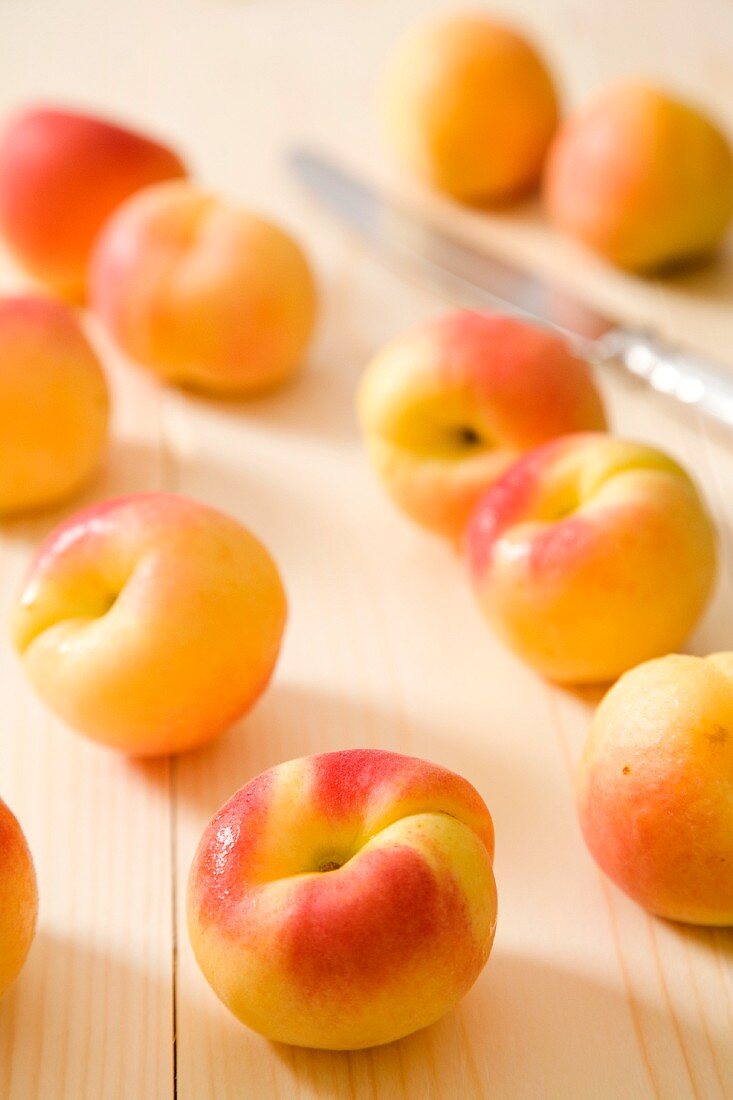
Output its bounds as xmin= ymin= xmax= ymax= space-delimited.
xmin=466 ymin=433 xmax=716 ymax=683
xmin=578 ymin=652 xmax=733 ymax=924
xmin=545 ymin=82 xmax=733 ymax=271
xmin=90 ymin=181 xmax=317 ymax=396
xmin=358 ymin=311 xmax=605 ymax=541
xmin=12 ymin=492 xmax=287 ymax=756
xmin=0 ymin=798 xmax=37 ymax=997
xmin=382 ymin=13 xmax=559 ymax=203
xmin=0 ymin=295 xmax=108 ymax=515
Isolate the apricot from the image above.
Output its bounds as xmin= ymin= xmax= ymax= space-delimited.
xmin=544 ymin=82 xmax=733 ymax=271
xmin=358 ymin=310 xmax=605 ymax=541
xmin=12 ymin=492 xmax=287 ymax=756
xmin=89 ymin=181 xmax=317 ymax=395
xmin=466 ymin=433 xmax=717 ymax=683
xmin=188 ymin=749 xmax=497 ymax=1048
xmin=0 ymin=105 xmax=186 ymax=299
xmin=578 ymin=653 xmax=733 ymax=924
xmin=0 ymin=798 xmax=37 ymax=997
xmin=382 ymin=12 xmax=559 ymax=203
xmin=0 ymin=295 xmax=109 ymax=515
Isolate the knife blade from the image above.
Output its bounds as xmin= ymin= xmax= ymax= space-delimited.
xmin=288 ymin=146 xmax=733 ymax=434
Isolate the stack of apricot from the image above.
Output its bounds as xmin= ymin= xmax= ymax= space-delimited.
xmin=362 ymin=10 xmax=733 ymax=932
xmin=383 ymin=11 xmax=733 ymax=272
xmin=0 ymin=7 xmax=732 ymax=1060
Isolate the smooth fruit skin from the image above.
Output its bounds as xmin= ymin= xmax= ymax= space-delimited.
xmin=0 ymin=798 xmax=38 ymax=997
xmin=544 ymin=82 xmax=733 ymax=272
xmin=382 ymin=13 xmax=559 ymax=203
xmin=466 ymin=433 xmax=717 ymax=684
xmin=89 ymin=181 xmax=318 ymax=396
xmin=358 ymin=311 xmax=606 ymax=541
xmin=188 ymin=749 xmax=497 ymax=1049
xmin=11 ymin=493 xmax=287 ymax=757
xmin=0 ymin=295 xmax=109 ymax=516
xmin=0 ymin=105 xmax=187 ymax=299
xmin=577 ymin=653 xmax=733 ymax=925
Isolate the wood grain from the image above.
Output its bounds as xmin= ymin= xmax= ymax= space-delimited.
xmin=0 ymin=1 xmax=732 ymax=1097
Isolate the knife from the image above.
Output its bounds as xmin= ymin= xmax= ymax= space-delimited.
xmin=288 ymin=147 xmax=733 ymax=434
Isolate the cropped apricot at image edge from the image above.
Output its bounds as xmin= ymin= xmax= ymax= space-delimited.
xmin=0 ymin=104 xmax=187 ymax=300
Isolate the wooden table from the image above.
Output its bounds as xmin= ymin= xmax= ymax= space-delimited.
xmin=1 ymin=2 xmax=732 ymax=1096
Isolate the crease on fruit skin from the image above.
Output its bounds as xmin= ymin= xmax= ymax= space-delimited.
xmin=14 ymin=566 xmax=137 ymax=656
xmin=145 ymin=190 xmax=229 ymax=383
xmin=466 ymin=432 xmax=717 ymax=684
xmin=187 ymin=751 xmax=497 ymax=1048
xmin=90 ymin=183 xmax=214 ymax=379
xmin=11 ymin=490 xmax=218 ymax=656
xmin=363 ymin=383 xmax=499 ymax=460
xmin=15 ymin=595 xmax=120 ymax=659
xmin=195 ymin=807 xmax=493 ymax=932
xmin=12 ymin=517 xmax=140 ymax=656
xmin=359 ymin=314 xmax=606 ymax=543
xmin=10 ymin=491 xmax=288 ymax=755
xmin=190 ymin=750 xmax=495 ymax=930
xmin=466 ymin=432 xmax=700 ymax=579
xmin=279 ymin=830 xmax=487 ymax=1001
xmin=359 ymin=316 xmax=604 ymax=461
xmin=272 ymin=811 xmax=472 ymax=887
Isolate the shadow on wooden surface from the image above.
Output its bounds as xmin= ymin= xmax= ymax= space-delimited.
xmin=170 ymin=680 xmax=552 ymax=853
xmin=174 ymin=943 xmax=669 ymax=1099
xmin=0 ymin=436 xmax=166 ymax=552
xmin=663 ymin=244 xmax=733 ymax=310
xmin=0 ymin=928 xmax=172 ymax=1099
xmin=251 ymin=949 xmax=686 ymax=1100
xmin=169 ymin=355 xmax=363 ymax=449
xmin=670 ymin=921 xmax=733 ymax=959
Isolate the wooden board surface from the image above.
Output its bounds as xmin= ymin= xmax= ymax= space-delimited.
xmin=0 ymin=1 xmax=732 ymax=1097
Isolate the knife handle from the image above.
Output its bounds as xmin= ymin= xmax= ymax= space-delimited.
xmin=600 ymin=329 xmax=733 ymax=434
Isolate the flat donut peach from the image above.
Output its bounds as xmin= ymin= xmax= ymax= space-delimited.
xmin=188 ymin=749 xmax=497 ymax=1049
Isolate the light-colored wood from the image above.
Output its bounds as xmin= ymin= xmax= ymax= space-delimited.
xmin=0 ymin=321 xmax=175 ymax=1099
xmin=1 ymin=1 xmax=732 ymax=1096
